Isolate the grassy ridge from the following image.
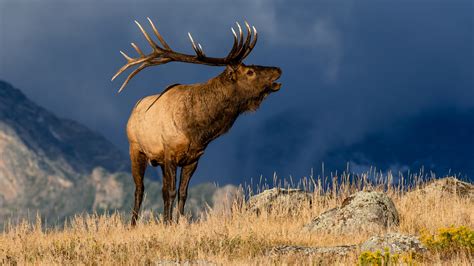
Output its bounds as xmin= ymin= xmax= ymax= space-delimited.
xmin=1 ymin=174 xmax=472 ymax=265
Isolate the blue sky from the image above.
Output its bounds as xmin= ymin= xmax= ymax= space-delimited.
xmin=0 ymin=0 xmax=472 ymax=184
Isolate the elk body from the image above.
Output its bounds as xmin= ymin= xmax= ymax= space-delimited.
xmin=113 ymin=18 xmax=281 ymax=225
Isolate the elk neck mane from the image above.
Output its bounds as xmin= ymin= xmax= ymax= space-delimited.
xmin=182 ymin=69 xmax=260 ymax=145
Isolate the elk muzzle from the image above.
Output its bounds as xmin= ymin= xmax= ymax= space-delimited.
xmin=269 ymin=67 xmax=282 ymax=91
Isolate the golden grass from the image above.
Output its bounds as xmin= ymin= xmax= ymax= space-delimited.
xmin=1 ymin=173 xmax=473 ymax=265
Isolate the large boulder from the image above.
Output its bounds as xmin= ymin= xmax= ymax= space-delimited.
xmin=304 ymin=191 xmax=399 ymax=234
xmin=361 ymin=233 xmax=427 ymax=253
xmin=247 ymin=188 xmax=311 ymax=215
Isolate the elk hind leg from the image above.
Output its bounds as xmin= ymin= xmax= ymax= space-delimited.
xmin=130 ymin=146 xmax=147 ymax=227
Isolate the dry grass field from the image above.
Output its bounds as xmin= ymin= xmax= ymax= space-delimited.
xmin=1 ymin=172 xmax=473 ymax=265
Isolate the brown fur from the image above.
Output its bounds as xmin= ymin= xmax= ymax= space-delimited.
xmin=128 ymin=64 xmax=281 ymax=225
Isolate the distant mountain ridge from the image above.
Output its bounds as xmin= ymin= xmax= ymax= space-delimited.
xmin=0 ymin=81 xmax=129 ymax=174
xmin=0 ymin=80 xmax=222 ymax=226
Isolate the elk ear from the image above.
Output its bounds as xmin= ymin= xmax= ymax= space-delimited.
xmin=226 ymin=65 xmax=238 ymax=81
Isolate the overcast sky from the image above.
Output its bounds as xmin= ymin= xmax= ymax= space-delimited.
xmin=1 ymin=0 xmax=472 ymax=184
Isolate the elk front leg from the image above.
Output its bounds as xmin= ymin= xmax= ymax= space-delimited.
xmin=161 ymin=162 xmax=177 ymax=223
xmin=130 ymin=147 xmax=147 ymax=227
xmin=178 ymin=161 xmax=199 ymax=216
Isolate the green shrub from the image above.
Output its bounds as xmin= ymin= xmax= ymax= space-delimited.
xmin=358 ymin=248 xmax=409 ymax=266
xmin=420 ymin=226 xmax=474 ymax=253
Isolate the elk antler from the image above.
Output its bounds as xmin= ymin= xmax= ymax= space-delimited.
xmin=112 ymin=18 xmax=258 ymax=93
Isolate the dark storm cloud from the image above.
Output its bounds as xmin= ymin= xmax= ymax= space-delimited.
xmin=1 ymin=0 xmax=472 ymax=184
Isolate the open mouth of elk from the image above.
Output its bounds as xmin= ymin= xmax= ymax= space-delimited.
xmin=268 ymin=71 xmax=282 ymax=91
xmin=270 ymin=81 xmax=282 ymax=91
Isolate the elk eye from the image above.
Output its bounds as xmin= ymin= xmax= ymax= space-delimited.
xmin=246 ymin=70 xmax=254 ymax=76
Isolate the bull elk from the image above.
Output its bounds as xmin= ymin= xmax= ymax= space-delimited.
xmin=112 ymin=18 xmax=282 ymax=226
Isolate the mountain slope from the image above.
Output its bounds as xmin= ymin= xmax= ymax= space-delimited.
xmin=0 ymin=81 xmax=129 ymax=174
xmin=0 ymin=81 xmax=222 ymax=226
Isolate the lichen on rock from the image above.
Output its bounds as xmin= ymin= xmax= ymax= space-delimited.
xmin=268 ymin=244 xmax=357 ymax=257
xmin=304 ymin=191 xmax=399 ymax=234
xmin=360 ymin=233 xmax=427 ymax=254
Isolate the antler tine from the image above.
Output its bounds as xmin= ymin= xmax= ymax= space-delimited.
xmin=243 ymin=25 xmax=258 ymax=60
xmin=228 ymin=22 xmax=244 ymax=60
xmin=116 ymin=57 xmax=173 ymax=93
xmin=147 ymin=17 xmax=171 ymax=50
xmin=198 ymin=43 xmax=206 ymax=57
xmin=236 ymin=22 xmax=244 ymax=46
xmin=244 ymin=21 xmax=252 ymax=47
xmin=225 ymin=27 xmax=239 ymax=60
xmin=111 ymin=55 xmax=152 ymax=81
xmin=234 ymin=21 xmax=252 ymax=60
xmin=131 ymin=43 xmax=144 ymax=57
xmin=119 ymin=50 xmax=133 ymax=61
xmin=188 ymin=32 xmax=204 ymax=57
xmin=117 ymin=62 xmax=149 ymax=93
xmin=134 ymin=20 xmax=160 ymax=51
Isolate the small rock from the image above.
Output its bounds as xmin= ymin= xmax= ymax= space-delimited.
xmin=361 ymin=233 xmax=427 ymax=254
xmin=268 ymin=245 xmax=357 ymax=257
xmin=247 ymin=188 xmax=311 ymax=215
xmin=304 ymin=191 xmax=399 ymax=234
xmin=155 ymin=259 xmax=216 ymax=265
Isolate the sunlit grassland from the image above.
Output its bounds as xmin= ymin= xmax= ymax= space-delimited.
xmin=1 ymin=171 xmax=473 ymax=265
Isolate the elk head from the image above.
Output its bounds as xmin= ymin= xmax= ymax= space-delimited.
xmin=224 ymin=64 xmax=282 ymax=111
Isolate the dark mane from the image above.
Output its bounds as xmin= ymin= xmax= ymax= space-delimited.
xmin=145 ymin=83 xmax=181 ymax=112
